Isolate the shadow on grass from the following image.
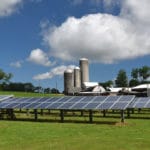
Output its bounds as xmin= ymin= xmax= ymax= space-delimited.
xmin=0 ymin=118 xmax=117 ymax=125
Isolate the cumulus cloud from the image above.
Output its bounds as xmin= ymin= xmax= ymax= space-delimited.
xmin=27 ymin=48 xmax=54 ymax=67
xmin=10 ymin=61 xmax=23 ymax=68
xmin=42 ymin=0 xmax=150 ymax=64
xmin=33 ymin=65 xmax=76 ymax=80
xmin=0 ymin=0 xmax=23 ymax=17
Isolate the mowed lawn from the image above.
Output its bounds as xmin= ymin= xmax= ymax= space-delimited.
xmin=0 ymin=91 xmax=150 ymax=150
xmin=0 ymin=119 xmax=150 ymax=150
xmin=0 ymin=91 xmax=63 ymax=97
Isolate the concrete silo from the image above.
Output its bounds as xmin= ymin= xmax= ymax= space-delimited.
xmin=74 ymin=67 xmax=81 ymax=88
xmin=64 ymin=69 xmax=74 ymax=95
xmin=79 ymin=58 xmax=89 ymax=88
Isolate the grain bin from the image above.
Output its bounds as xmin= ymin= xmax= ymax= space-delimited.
xmin=64 ymin=69 xmax=74 ymax=95
xmin=74 ymin=67 xmax=81 ymax=88
xmin=79 ymin=58 xmax=89 ymax=87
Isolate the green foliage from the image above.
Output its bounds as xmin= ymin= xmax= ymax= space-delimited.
xmin=139 ymin=66 xmax=150 ymax=80
xmin=129 ymin=79 xmax=140 ymax=87
xmin=99 ymin=80 xmax=113 ymax=89
xmin=129 ymin=66 xmax=150 ymax=87
xmin=115 ymin=69 xmax=128 ymax=87
xmin=131 ymin=68 xmax=139 ymax=79
xmin=0 ymin=69 xmax=12 ymax=83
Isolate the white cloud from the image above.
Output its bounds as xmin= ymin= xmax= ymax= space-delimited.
xmin=27 ymin=48 xmax=53 ymax=67
xmin=43 ymin=0 xmax=150 ymax=64
xmin=0 ymin=0 xmax=23 ymax=17
xmin=33 ymin=65 xmax=76 ymax=80
xmin=10 ymin=61 xmax=23 ymax=68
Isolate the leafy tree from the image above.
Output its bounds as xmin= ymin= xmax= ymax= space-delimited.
xmin=129 ymin=79 xmax=140 ymax=87
xmin=139 ymin=66 xmax=150 ymax=80
xmin=115 ymin=69 xmax=128 ymax=87
xmin=0 ymin=69 xmax=13 ymax=90
xmin=99 ymin=80 xmax=113 ymax=89
xmin=131 ymin=68 xmax=139 ymax=79
xmin=0 ymin=69 xmax=5 ymax=81
xmin=24 ymin=83 xmax=34 ymax=92
xmin=51 ymin=88 xmax=60 ymax=94
xmin=44 ymin=88 xmax=51 ymax=93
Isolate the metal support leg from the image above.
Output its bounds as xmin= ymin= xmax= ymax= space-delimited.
xmin=10 ymin=109 xmax=14 ymax=120
xmin=121 ymin=110 xmax=125 ymax=123
xmin=89 ymin=110 xmax=93 ymax=123
xmin=127 ymin=109 xmax=130 ymax=118
xmin=26 ymin=109 xmax=29 ymax=116
xmin=103 ymin=110 xmax=106 ymax=117
xmin=60 ymin=110 xmax=64 ymax=123
xmin=81 ymin=110 xmax=84 ymax=116
xmin=48 ymin=109 xmax=51 ymax=114
xmin=34 ymin=109 xmax=38 ymax=121
xmin=41 ymin=109 xmax=43 ymax=115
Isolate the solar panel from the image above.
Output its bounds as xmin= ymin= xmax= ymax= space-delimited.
xmin=0 ymin=95 xmax=136 ymax=110
xmin=110 ymin=95 xmax=135 ymax=110
xmin=128 ymin=97 xmax=150 ymax=108
xmin=0 ymin=95 xmax=14 ymax=101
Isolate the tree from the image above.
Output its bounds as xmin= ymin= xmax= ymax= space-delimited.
xmin=0 ymin=69 xmax=13 ymax=83
xmin=0 ymin=69 xmax=5 ymax=81
xmin=0 ymin=69 xmax=13 ymax=90
xmin=51 ymin=88 xmax=60 ymax=94
xmin=99 ymin=80 xmax=113 ymax=89
xmin=129 ymin=79 xmax=140 ymax=87
xmin=44 ymin=88 xmax=51 ymax=93
xmin=131 ymin=68 xmax=139 ymax=79
xmin=115 ymin=69 xmax=128 ymax=87
xmin=139 ymin=66 xmax=150 ymax=81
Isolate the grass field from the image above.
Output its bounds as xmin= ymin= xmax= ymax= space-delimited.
xmin=0 ymin=91 xmax=150 ymax=150
xmin=0 ymin=91 xmax=63 ymax=97
xmin=0 ymin=119 xmax=150 ymax=150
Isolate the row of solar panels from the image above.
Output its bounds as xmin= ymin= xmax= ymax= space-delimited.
xmin=0 ymin=95 xmax=150 ymax=110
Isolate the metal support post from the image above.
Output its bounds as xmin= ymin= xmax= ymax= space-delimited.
xmin=10 ymin=109 xmax=14 ymax=120
xmin=81 ymin=110 xmax=84 ymax=116
xmin=103 ymin=110 xmax=106 ymax=117
xmin=121 ymin=110 xmax=125 ymax=123
xmin=26 ymin=109 xmax=29 ymax=116
xmin=127 ymin=109 xmax=130 ymax=118
xmin=41 ymin=109 xmax=43 ymax=115
xmin=89 ymin=110 xmax=93 ymax=123
xmin=48 ymin=109 xmax=51 ymax=114
xmin=60 ymin=110 xmax=64 ymax=123
xmin=34 ymin=109 xmax=38 ymax=121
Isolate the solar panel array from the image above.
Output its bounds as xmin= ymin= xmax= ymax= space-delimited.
xmin=0 ymin=95 xmax=135 ymax=110
xmin=128 ymin=97 xmax=150 ymax=108
xmin=0 ymin=95 xmax=14 ymax=101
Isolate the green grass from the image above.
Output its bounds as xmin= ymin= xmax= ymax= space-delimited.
xmin=0 ymin=119 xmax=150 ymax=150
xmin=0 ymin=91 xmax=63 ymax=97
xmin=0 ymin=91 xmax=150 ymax=149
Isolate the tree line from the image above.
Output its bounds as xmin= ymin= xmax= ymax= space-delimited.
xmin=0 ymin=69 xmax=60 ymax=93
xmin=0 ymin=66 xmax=149 ymax=92
xmin=100 ymin=66 xmax=150 ymax=88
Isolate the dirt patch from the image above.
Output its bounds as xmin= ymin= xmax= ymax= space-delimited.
xmin=115 ymin=122 xmax=129 ymax=126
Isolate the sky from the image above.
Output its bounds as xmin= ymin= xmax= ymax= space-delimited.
xmin=0 ymin=0 xmax=150 ymax=92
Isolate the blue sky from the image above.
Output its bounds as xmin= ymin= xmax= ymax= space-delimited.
xmin=0 ymin=0 xmax=150 ymax=91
